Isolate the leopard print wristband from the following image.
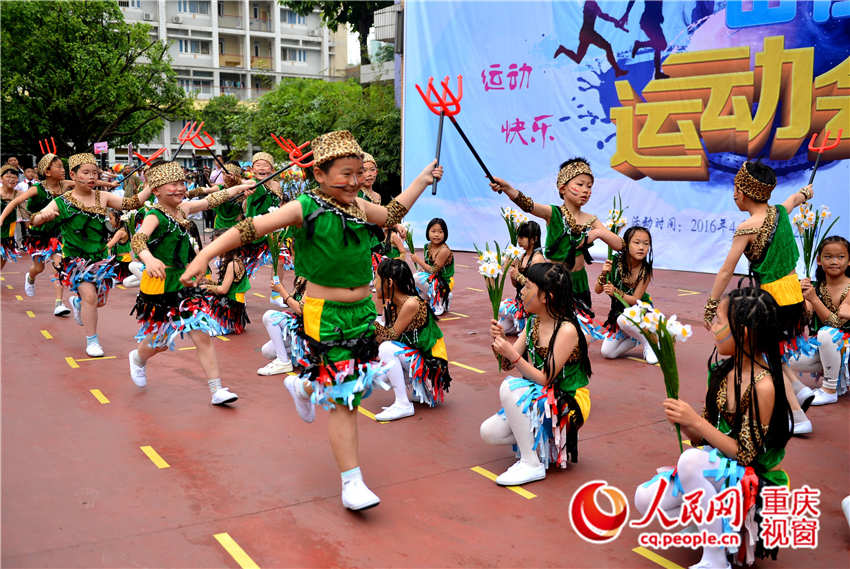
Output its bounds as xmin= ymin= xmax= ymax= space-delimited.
xmin=234 ymin=217 xmax=258 ymax=245
xmin=384 ymin=199 xmax=408 ymax=227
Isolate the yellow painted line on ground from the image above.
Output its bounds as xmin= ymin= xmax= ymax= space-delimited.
xmin=0 ymin=276 xmax=4 ymax=281
xmin=76 ymin=356 xmax=117 ymax=362
xmin=451 ymin=361 xmax=485 ymax=374
xmin=456 ymin=263 xmax=471 ymax=268
xmin=213 ymin=532 xmax=260 ymax=569
xmin=116 ymin=284 xmax=126 ymax=290
xmin=65 ymin=357 xmax=79 ymax=369
xmin=357 ymin=406 xmax=388 ymax=424
xmin=89 ymin=389 xmax=110 ymax=404
xmin=470 ymin=466 xmax=537 ymax=499
xmin=466 ymin=287 xmax=485 ymax=292
xmin=439 ymin=316 xmax=461 ymax=321
xmin=632 ymin=546 xmax=686 ymax=569
xmin=626 ymin=356 xmax=660 ymax=367
xmin=26 ymin=310 xmax=35 ymax=318
xmin=216 ymin=335 xmax=230 ymax=342
xmin=677 ymin=288 xmax=700 ymax=296
xmin=40 ymin=329 xmax=53 ymax=340
xmin=140 ymin=445 xmax=170 ymax=469
xmin=178 ymin=346 xmax=197 ymax=351
xmin=15 ymin=295 xmax=23 ymax=301
xmin=6 ymin=284 xmax=13 ymax=289
xmin=252 ymin=292 xmax=266 ymax=298
xmin=449 ymin=311 xmax=469 ymax=318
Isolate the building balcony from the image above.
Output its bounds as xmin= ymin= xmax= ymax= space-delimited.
xmin=251 ymin=56 xmax=273 ymax=70
xmin=249 ymin=19 xmax=272 ymax=32
xmin=220 ymin=53 xmax=244 ymax=67
xmin=221 ymin=87 xmax=249 ymax=100
xmin=218 ymin=15 xmax=243 ymax=29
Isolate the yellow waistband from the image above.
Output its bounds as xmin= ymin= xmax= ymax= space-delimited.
xmin=760 ymin=273 xmax=803 ymax=306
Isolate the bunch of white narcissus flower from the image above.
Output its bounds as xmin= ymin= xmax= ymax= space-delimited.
xmin=819 ymin=206 xmax=831 ymax=220
xmin=403 ymin=221 xmax=412 ymax=233
xmin=663 ymin=314 xmax=693 ymax=342
xmin=479 ymin=261 xmax=503 ymax=278
xmin=504 ymin=244 xmax=523 ymax=259
xmin=478 ymin=249 xmax=499 ymax=265
xmin=512 ymin=210 xmax=529 ymax=224
xmin=120 ymin=209 xmax=137 ymax=223
xmin=623 ymin=301 xmax=692 ymax=342
xmin=606 ymin=209 xmax=625 ymax=232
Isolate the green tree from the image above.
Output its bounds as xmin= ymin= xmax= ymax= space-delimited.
xmin=197 ymin=95 xmax=249 ymax=159
xmin=249 ymin=79 xmax=400 ymax=195
xmin=1 ymin=0 xmax=191 ymax=156
xmin=279 ymin=1 xmax=393 ymax=65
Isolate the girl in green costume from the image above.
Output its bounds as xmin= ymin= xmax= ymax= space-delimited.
xmin=0 ymin=166 xmax=21 ymax=268
xmin=201 ymin=249 xmax=250 ymax=335
xmin=489 ymin=158 xmax=625 ymax=314
xmin=481 ymin=262 xmax=592 ymax=486
xmin=373 ymin=258 xmax=452 ymax=421
xmin=635 ymin=287 xmax=793 ymax=569
xmin=411 ymin=217 xmax=454 ymax=316
xmin=0 ymin=153 xmax=74 ymax=315
xmin=179 ymin=130 xmax=443 ymax=511
xmin=239 ymin=151 xmax=283 ymax=276
xmin=210 ymin=161 xmax=246 ymax=238
xmin=30 ymin=153 xmax=153 ymax=357
xmin=106 ymin=209 xmax=133 ymax=282
xmin=127 ymin=160 xmax=254 ymax=405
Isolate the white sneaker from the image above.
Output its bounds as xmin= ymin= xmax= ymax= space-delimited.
xmin=841 ymin=495 xmax=850 ymax=530
xmin=257 ymin=357 xmax=293 ymax=376
xmin=211 ymin=387 xmax=238 ymax=405
xmin=643 ymin=344 xmax=658 ymax=365
xmin=811 ymin=388 xmax=838 ymax=406
xmin=374 ymin=400 xmax=415 ymax=421
xmin=260 ymin=341 xmax=277 ymax=360
xmin=24 ymin=274 xmax=35 ymax=296
xmin=122 ymin=275 xmax=140 ymax=287
xmin=284 ymin=375 xmax=315 ymax=423
xmin=269 ymin=293 xmax=285 ymax=308
xmin=793 ymin=418 xmax=813 ymax=435
xmin=341 ymin=478 xmax=380 ymax=510
xmin=796 ymin=385 xmax=815 ymax=410
xmin=54 ymin=303 xmax=71 ymax=317
xmin=86 ymin=341 xmax=104 ymax=357
xmin=71 ymin=296 xmax=83 ymax=326
xmin=128 ymin=350 xmax=147 ymax=387
xmin=496 ymin=460 xmax=546 ymax=486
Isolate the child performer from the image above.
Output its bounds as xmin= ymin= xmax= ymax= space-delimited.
xmin=480 ymin=263 xmax=591 ymax=486
xmin=257 ymin=276 xmax=308 ymax=376
xmin=241 ymin=151 xmax=283 ymax=275
xmin=201 ymin=249 xmax=250 ymax=335
xmin=128 ymin=160 xmax=254 ymax=404
xmin=178 ymin=130 xmax=443 ymax=510
xmin=208 ymin=161 xmax=246 ymax=238
xmin=498 ymin=220 xmax=545 ymax=335
xmin=635 ymin=287 xmax=793 ymax=569
xmin=489 ymin=158 xmax=625 ymax=313
xmin=595 ymin=225 xmax=656 ymax=364
xmin=358 ymin=152 xmax=381 ymax=205
xmin=106 ymin=209 xmax=133 ymax=282
xmin=373 ymin=258 xmax=452 ymax=421
xmin=788 ymin=236 xmax=850 ymax=405
xmin=0 ymin=166 xmax=21 ymax=268
xmin=411 ymin=217 xmax=454 ymax=316
xmin=30 ymin=153 xmax=152 ymax=356
xmin=703 ymin=161 xmax=813 ymax=434
xmin=0 ymin=153 xmax=73 ymax=315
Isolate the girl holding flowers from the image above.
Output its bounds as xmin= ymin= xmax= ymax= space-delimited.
xmin=480 ymin=263 xmax=591 ymax=486
xmin=0 ymin=165 xmax=22 ymax=269
xmin=373 ymin=258 xmax=452 ymax=421
xmin=411 ymin=217 xmax=454 ymax=316
xmin=595 ymin=225 xmax=657 ymax=364
xmin=498 ymin=220 xmax=545 ymax=335
xmin=634 ymin=287 xmax=792 ymax=569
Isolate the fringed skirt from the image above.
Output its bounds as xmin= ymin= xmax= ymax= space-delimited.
xmin=266 ymin=309 xmax=310 ymax=368
xmin=498 ymin=297 xmax=527 ymax=336
xmin=784 ymin=327 xmax=850 ymax=396
xmin=501 ymin=376 xmax=590 ymax=469
xmin=130 ymin=288 xmax=227 ymax=350
xmin=0 ymin=237 xmax=21 ymax=263
xmin=237 ymin=241 xmax=271 ymax=277
xmin=23 ymin=230 xmax=62 ymax=263
xmin=57 ymin=256 xmax=117 ymax=305
xmin=413 ymin=271 xmax=453 ymax=316
xmin=210 ymin=294 xmax=250 ymax=335
xmin=389 ymin=340 xmax=452 ymax=407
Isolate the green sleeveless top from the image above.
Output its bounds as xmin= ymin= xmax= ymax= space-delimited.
xmin=610 ymin=252 xmax=651 ymax=303
xmin=524 ymin=316 xmax=589 ymax=394
xmin=398 ymin=298 xmax=446 ymax=360
xmin=746 ymin=205 xmax=798 ymax=285
xmin=214 ymin=199 xmax=244 ymax=230
xmin=290 ymin=191 xmax=383 ymax=288
xmin=145 ymin=207 xmax=196 ymax=293
xmin=245 ymin=183 xmax=280 ymax=218
xmin=112 ymin=231 xmax=132 ymax=262
xmin=810 ymin=281 xmax=850 ymax=333
xmin=28 ymin=182 xmax=61 ymax=234
xmin=545 ymin=204 xmax=596 ymax=268
xmin=54 ymin=192 xmax=110 ymax=260
xmin=225 ymin=259 xmax=251 ymax=301
xmin=424 ymin=243 xmax=454 ymax=279
xmin=1 ymin=198 xmax=17 ymax=239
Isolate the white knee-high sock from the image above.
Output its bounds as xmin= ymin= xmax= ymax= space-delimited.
xmin=817 ymin=327 xmax=843 ymax=391
xmin=262 ymin=310 xmax=289 ymax=362
xmin=480 ymin=412 xmax=517 ymax=446
xmin=379 ymin=341 xmax=409 ymax=404
xmin=499 ymin=379 xmax=541 ymax=466
xmin=677 ymin=449 xmax=729 ymax=568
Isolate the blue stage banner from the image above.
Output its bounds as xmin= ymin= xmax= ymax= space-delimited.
xmin=402 ymin=0 xmax=849 ymax=273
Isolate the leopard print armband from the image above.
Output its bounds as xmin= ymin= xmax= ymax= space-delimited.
xmin=235 ymin=217 xmax=258 ymax=245
xmin=704 ymin=297 xmax=720 ymax=326
xmin=516 ymin=273 xmax=528 ymax=287
xmin=122 ymin=195 xmax=142 ymax=210
xmin=130 ymin=232 xmax=149 ymax=256
xmin=384 ymin=199 xmax=408 ymax=227
xmin=826 ymin=312 xmax=844 ymax=328
xmin=513 ymin=191 xmax=534 ymax=213
xmin=205 ymin=189 xmax=230 ymax=209
xmin=185 ymin=187 xmax=205 ymax=199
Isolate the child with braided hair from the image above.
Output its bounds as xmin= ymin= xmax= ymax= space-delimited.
xmin=179 ymin=130 xmax=443 ymax=510
xmin=0 ymin=165 xmax=22 ymax=269
xmin=373 ymin=258 xmax=452 ymax=421
xmin=30 ymin=153 xmax=153 ymax=356
xmin=635 ymin=287 xmax=793 ymax=569
xmin=480 ymin=262 xmax=592 ymax=486
xmin=411 ymin=217 xmax=454 ymax=316
xmin=498 ymin=220 xmax=545 ymax=336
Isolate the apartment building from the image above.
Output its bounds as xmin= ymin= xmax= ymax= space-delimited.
xmin=117 ymin=0 xmax=349 ymax=165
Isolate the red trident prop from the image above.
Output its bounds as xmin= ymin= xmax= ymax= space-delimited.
xmin=416 ymin=75 xmax=497 ymax=194
xmin=188 ymin=128 xmax=228 ymax=171
xmin=807 ymin=129 xmax=843 ymax=185
xmin=174 ymin=120 xmax=205 ymax=157
xmin=38 ymin=137 xmax=57 ymax=155
xmin=122 ymin=147 xmax=167 ymax=179
xmin=247 ymin=135 xmax=314 ymax=190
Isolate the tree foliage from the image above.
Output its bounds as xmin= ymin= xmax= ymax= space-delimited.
xmin=1 ymin=0 xmax=191 ymax=156
xmin=279 ymin=1 xmax=393 ymax=65
xmin=197 ymin=95 xmax=249 ymax=159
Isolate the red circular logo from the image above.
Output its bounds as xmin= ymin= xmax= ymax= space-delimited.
xmin=569 ymin=480 xmax=630 ymax=543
